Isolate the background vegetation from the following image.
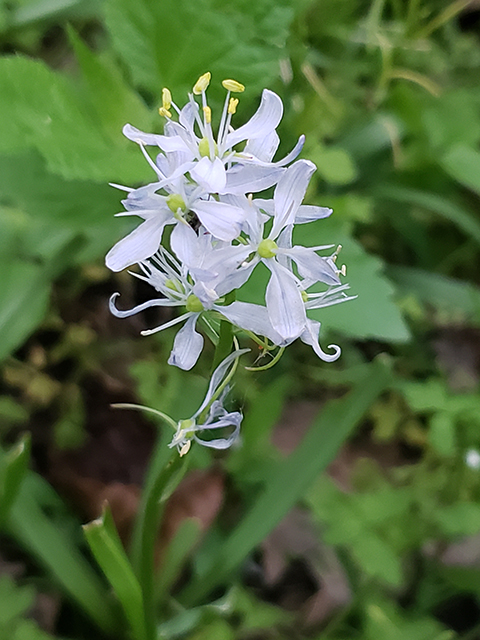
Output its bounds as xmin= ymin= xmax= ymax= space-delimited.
xmin=1 ymin=0 xmax=480 ymax=638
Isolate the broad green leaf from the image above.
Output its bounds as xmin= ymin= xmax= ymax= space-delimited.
xmin=377 ymin=185 xmax=480 ymax=247
xmin=0 ymin=260 xmax=51 ymax=362
xmin=104 ymin=0 xmax=295 ymax=97
xmin=428 ymin=411 xmax=455 ymax=457
xmin=0 ymin=56 xmax=148 ymax=182
xmin=67 ymin=25 xmax=152 ymax=140
xmin=441 ymin=144 xmax=480 ymax=195
xmin=435 ymin=503 xmax=480 ymax=537
xmin=423 ymin=90 xmax=480 ymax=151
xmin=386 ymin=265 xmax=480 ymax=324
xmin=0 ymin=435 xmax=31 ymax=524
xmin=353 ymin=533 xmax=403 ymax=586
xmin=84 ymin=505 xmax=147 ymax=640
xmin=0 ymin=575 xmax=34 ymax=625
xmin=294 ymin=220 xmax=410 ymax=342
xmin=180 ymin=360 xmax=391 ymax=604
xmin=309 ymin=145 xmax=358 ymax=185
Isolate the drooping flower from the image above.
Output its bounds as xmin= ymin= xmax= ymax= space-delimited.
xmin=168 ymin=348 xmax=249 ymax=455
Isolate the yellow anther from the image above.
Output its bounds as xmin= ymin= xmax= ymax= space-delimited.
xmin=162 ymin=87 xmax=172 ymax=110
xmin=222 ymin=79 xmax=245 ymax=93
xmin=203 ymin=105 xmax=212 ymax=124
xmin=179 ymin=441 xmax=191 ymax=456
xmin=247 ymin=193 xmax=253 ymax=204
xmin=193 ymin=72 xmax=211 ymax=95
xmin=159 ymin=107 xmax=172 ymax=118
xmin=340 ymin=264 xmax=347 ymax=277
xmin=301 ymin=290 xmax=308 ymax=303
xmin=228 ymin=97 xmax=239 ymax=114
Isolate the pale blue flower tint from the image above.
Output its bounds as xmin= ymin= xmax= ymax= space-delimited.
xmin=169 ymin=348 xmax=249 ymax=455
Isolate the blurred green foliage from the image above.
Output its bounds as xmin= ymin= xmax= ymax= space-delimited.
xmin=1 ymin=0 xmax=480 ymax=638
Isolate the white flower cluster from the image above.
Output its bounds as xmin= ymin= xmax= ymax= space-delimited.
xmin=106 ymin=72 xmax=353 ymax=372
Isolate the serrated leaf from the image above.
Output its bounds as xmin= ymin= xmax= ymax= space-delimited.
xmin=0 ymin=56 xmax=148 ymax=182
xmin=104 ymin=0 xmax=295 ymax=97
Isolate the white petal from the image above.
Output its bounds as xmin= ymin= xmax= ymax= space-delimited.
xmin=168 ymin=315 xmax=204 ymax=370
xmin=221 ymin=165 xmax=284 ymax=195
xmin=288 ymin=247 xmax=341 ymax=285
xmin=170 ymin=222 xmax=199 ymax=267
xmin=244 ymin=130 xmax=280 ymax=162
xmin=217 ymin=301 xmax=286 ymax=345
xmin=190 ymin=157 xmax=227 ymax=193
xmin=195 ymin=348 xmax=250 ymax=416
xmin=300 ymin=320 xmax=341 ymax=362
xmin=194 ymin=412 xmax=243 ymax=449
xmin=105 ymin=217 xmax=166 ymax=272
xmin=192 ymin=200 xmax=244 ymax=241
xmin=265 ymin=263 xmax=306 ymax=340
xmin=225 ymin=89 xmax=283 ymax=148
xmin=123 ymin=123 xmax=188 ymax=152
xmin=271 ymin=160 xmax=316 ymax=237
xmin=295 ymin=205 xmax=333 ymax=223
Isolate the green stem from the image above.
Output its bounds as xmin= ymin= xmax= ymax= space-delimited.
xmin=130 ymin=432 xmax=188 ymax=638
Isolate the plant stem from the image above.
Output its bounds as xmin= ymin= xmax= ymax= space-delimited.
xmin=130 ymin=433 xmax=188 ymax=639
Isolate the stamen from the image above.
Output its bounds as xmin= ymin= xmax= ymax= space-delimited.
xmin=193 ymin=72 xmax=211 ymax=95
xmin=340 ymin=264 xmax=347 ymax=277
xmin=159 ymin=107 xmax=172 ymax=118
xmin=203 ymin=105 xmax=212 ymax=124
xmin=162 ymin=87 xmax=172 ymax=110
xmin=222 ymin=79 xmax=245 ymax=93
xmin=228 ymin=97 xmax=239 ymax=114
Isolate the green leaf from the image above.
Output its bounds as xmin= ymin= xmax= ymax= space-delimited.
xmin=155 ymin=518 xmax=202 ymax=604
xmin=180 ymin=360 xmax=391 ymax=604
xmin=295 ymin=220 xmax=410 ymax=342
xmin=0 ymin=56 xmax=148 ymax=182
xmin=377 ymin=185 xmax=480 ymax=247
xmin=84 ymin=505 xmax=147 ymax=640
xmin=0 ymin=435 xmax=31 ymax=524
xmin=441 ymin=144 xmax=480 ymax=195
xmin=67 ymin=25 xmax=152 ymax=140
xmin=0 ymin=575 xmax=34 ymax=626
xmin=386 ymin=265 xmax=480 ymax=324
xmin=428 ymin=411 xmax=455 ymax=457
xmin=309 ymin=145 xmax=358 ymax=185
xmin=0 ymin=260 xmax=51 ymax=363
xmin=7 ymin=479 xmax=118 ymax=635
xmin=353 ymin=533 xmax=403 ymax=586
xmin=104 ymin=0 xmax=295 ymax=96
xmin=435 ymin=503 xmax=480 ymax=537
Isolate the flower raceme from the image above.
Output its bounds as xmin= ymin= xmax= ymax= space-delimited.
xmin=106 ymin=72 xmax=354 ymax=371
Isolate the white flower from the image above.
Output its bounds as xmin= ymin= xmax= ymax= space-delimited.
xmin=169 ymin=348 xmax=249 ymax=455
xmin=225 ymin=160 xmax=342 ymax=341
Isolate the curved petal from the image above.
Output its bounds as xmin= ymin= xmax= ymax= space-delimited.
xmin=192 ymin=200 xmax=244 ymax=241
xmin=221 ymin=164 xmax=284 ymax=195
xmin=190 ymin=156 xmax=227 ymax=192
xmin=265 ymin=263 xmax=306 ymax=340
xmin=195 ymin=348 xmax=250 ymax=417
xmin=170 ymin=222 xmax=199 ymax=267
xmin=217 ymin=301 xmax=286 ymax=345
xmin=288 ymin=246 xmax=341 ymax=285
xmin=300 ymin=320 xmax=341 ymax=362
xmin=109 ymin=292 xmax=182 ymax=318
xmin=225 ymin=89 xmax=283 ymax=148
xmin=168 ymin=314 xmax=204 ymax=370
xmin=271 ymin=159 xmax=316 ymax=237
xmin=123 ymin=123 xmax=189 ymax=152
xmin=244 ymin=130 xmax=279 ymax=162
xmin=295 ymin=205 xmax=333 ymax=223
xmin=194 ymin=412 xmax=243 ymax=449
xmin=105 ymin=216 xmax=166 ymax=272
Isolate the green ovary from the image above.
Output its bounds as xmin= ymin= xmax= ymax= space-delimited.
xmin=198 ymin=137 xmax=218 ymax=158
xmin=166 ymin=194 xmax=187 ymax=214
xmin=257 ymin=239 xmax=278 ymax=259
xmin=185 ymin=294 xmax=204 ymax=313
